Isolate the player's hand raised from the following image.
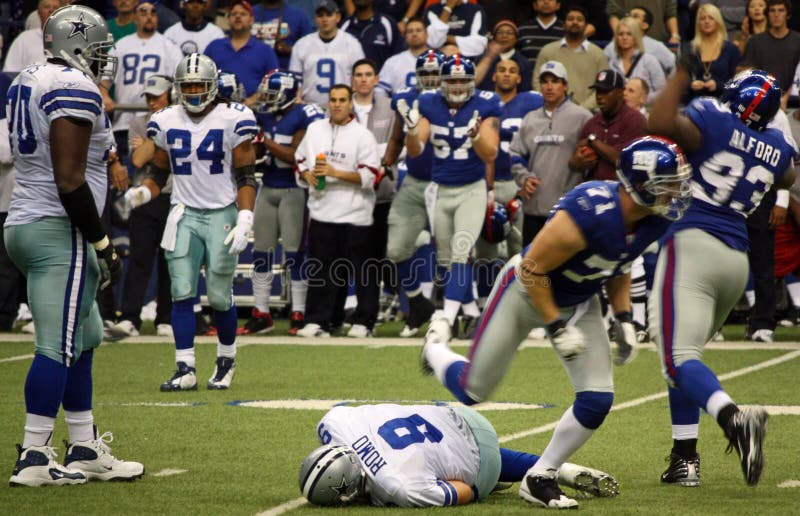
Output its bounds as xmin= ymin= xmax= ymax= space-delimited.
xmin=397 ymin=99 xmax=420 ymax=134
xmin=466 ymin=110 xmax=482 ymax=140
xmin=224 ymin=210 xmax=254 ymax=255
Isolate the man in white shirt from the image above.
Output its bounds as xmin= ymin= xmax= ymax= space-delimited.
xmin=100 ymin=0 xmax=183 ymax=160
xmin=164 ymin=0 xmax=225 ymax=55
xmin=378 ymin=18 xmax=431 ymax=96
xmin=289 ymin=0 xmax=365 ymax=107
xmin=295 ymin=84 xmax=380 ymax=337
xmin=2 ymin=0 xmax=59 ymax=73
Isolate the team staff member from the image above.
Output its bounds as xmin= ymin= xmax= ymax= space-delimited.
xmin=569 ymin=69 xmax=646 ymax=181
xmin=509 ymin=61 xmax=591 ymax=244
xmin=295 ymin=84 xmax=381 ymax=338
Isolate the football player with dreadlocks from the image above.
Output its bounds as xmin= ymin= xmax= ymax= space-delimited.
xmin=129 ymin=53 xmax=258 ymax=392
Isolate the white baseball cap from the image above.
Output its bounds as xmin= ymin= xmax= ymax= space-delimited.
xmin=539 ymin=61 xmax=568 ymax=82
xmin=141 ymin=75 xmax=173 ymax=97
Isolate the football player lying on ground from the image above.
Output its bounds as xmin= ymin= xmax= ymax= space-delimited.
xmin=299 ymin=403 xmax=618 ymax=507
xmin=420 ymin=136 xmax=693 ymax=508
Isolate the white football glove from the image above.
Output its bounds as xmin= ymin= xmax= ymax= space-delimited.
xmin=466 ymin=109 xmax=482 ymax=140
xmin=548 ymin=321 xmax=586 ymax=361
xmin=224 ymin=209 xmax=253 ymax=255
xmin=487 ymin=189 xmax=495 ymax=207
xmin=124 ymin=186 xmax=152 ymax=209
xmin=613 ymin=320 xmax=639 ymax=366
xmin=396 ymin=98 xmax=420 ymax=134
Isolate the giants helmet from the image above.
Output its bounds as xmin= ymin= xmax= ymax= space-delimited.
xmin=415 ymin=49 xmax=445 ymax=91
xmin=481 ymin=202 xmax=511 ymax=243
xmin=217 ymin=71 xmax=245 ymax=103
xmin=43 ymin=5 xmax=117 ymax=84
xmin=299 ymin=445 xmax=365 ymax=506
xmin=720 ymin=69 xmax=781 ymax=132
xmin=617 ymin=136 xmax=692 ymax=220
xmin=257 ymin=70 xmax=299 ymax=113
xmin=440 ymin=54 xmax=475 ymax=104
xmin=174 ymin=53 xmax=219 ymax=114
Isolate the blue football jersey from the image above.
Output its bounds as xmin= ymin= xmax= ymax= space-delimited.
xmin=256 ymin=103 xmax=324 ymax=188
xmin=417 ymin=89 xmax=502 ymax=185
xmin=669 ymin=97 xmax=797 ymax=251
xmin=391 ymin=87 xmax=432 ymax=181
xmin=522 ymin=181 xmax=672 ymax=307
xmin=497 ymin=91 xmax=543 ymax=181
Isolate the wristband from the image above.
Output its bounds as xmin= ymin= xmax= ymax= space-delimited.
xmin=92 ymin=235 xmax=110 ymax=251
xmin=443 ymin=5 xmax=452 ymax=13
xmin=402 ymin=16 xmax=410 ymax=23
xmin=546 ymin=318 xmax=566 ymax=337
xmin=614 ymin=311 xmax=633 ymax=324
xmin=776 ymin=189 xmax=790 ymax=209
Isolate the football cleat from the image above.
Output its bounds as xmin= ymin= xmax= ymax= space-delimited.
xmin=725 ymin=407 xmax=768 ymax=486
xmin=160 ymin=362 xmax=198 ymax=391
xmin=403 ymin=295 xmax=435 ymax=336
xmin=237 ymin=308 xmax=274 ymax=335
xmin=346 ymin=324 xmax=373 ymax=338
xmin=63 ymin=427 xmax=144 ymax=481
xmin=558 ymin=462 xmax=619 ymax=497
xmin=519 ymin=472 xmax=579 ymax=509
xmin=207 ymin=356 xmax=236 ymax=390
xmin=660 ymin=453 xmax=701 ymax=487
xmin=288 ymin=311 xmax=304 ymax=336
xmin=156 ymin=324 xmax=173 ymax=337
xmin=296 ymin=323 xmax=331 ymax=338
xmin=421 ymin=319 xmax=452 ymax=375
xmin=457 ymin=315 xmax=479 ymax=340
xmin=107 ymin=320 xmax=139 ymax=341
xmin=749 ymin=329 xmax=774 ymax=343
xmin=9 ymin=445 xmax=86 ymax=487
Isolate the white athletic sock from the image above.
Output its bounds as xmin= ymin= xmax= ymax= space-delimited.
xmin=345 ymin=294 xmax=358 ymax=310
xmin=788 ymin=281 xmax=800 ymax=307
xmin=529 ymin=407 xmax=594 ymax=474
xmin=291 ymin=279 xmax=308 ymax=313
xmin=22 ymin=414 xmax=56 ymax=448
xmin=671 ymin=424 xmax=699 ymax=440
xmin=745 ymin=290 xmax=755 ymax=308
xmin=705 ymin=389 xmax=735 ymax=420
xmin=251 ymin=271 xmax=272 ymax=313
xmin=425 ymin=340 xmax=467 ymax=384
xmin=462 ymin=301 xmax=480 ymax=318
xmin=65 ymin=410 xmax=94 ymax=443
xmin=217 ymin=341 xmax=236 ymax=359
xmin=176 ymin=348 xmax=196 ymax=368
xmin=632 ymin=302 xmax=646 ymax=328
xmin=443 ymin=299 xmax=460 ymax=326
xmin=421 ymin=282 xmax=433 ymax=299
xmin=193 ymin=303 xmax=202 ymax=313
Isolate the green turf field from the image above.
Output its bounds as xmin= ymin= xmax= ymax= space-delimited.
xmin=1 ymin=324 xmax=799 ymax=515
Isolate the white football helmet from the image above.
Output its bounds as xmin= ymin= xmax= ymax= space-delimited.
xmin=174 ymin=53 xmax=219 ymax=114
xmin=43 ymin=5 xmax=117 ymax=84
xmin=298 ymin=445 xmax=365 ymax=506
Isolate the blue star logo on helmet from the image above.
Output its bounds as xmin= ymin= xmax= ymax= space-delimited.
xmin=68 ymin=14 xmax=96 ymax=41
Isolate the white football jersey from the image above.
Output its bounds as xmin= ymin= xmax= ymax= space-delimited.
xmin=148 ymin=102 xmax=258 ymax=209
xmin=378 ymin=50 xmax=418 ymax=96
xmin=317 ymin=404 xmax=481 ymax=507
xmin=106 ymin=33 xmax=183 ymax=131
xmin=289 ymin=30 xmax=365 ymax=106
xmin=164 ymin=21 xmax=225 ymax=56
xmin=5 ymin=63 xmax=112 ymax=226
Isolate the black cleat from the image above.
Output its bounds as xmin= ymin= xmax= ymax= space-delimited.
xmin=661 ymin=453 xmax=701 ymax=487
xmin=725 ymin=407 xmax=768 ymax=486
xmin=519 ymin=472 xmax=578 ymax=509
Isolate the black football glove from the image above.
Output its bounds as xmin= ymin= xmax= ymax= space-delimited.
xmin=96 ymin=241 xmax=122 ymax=290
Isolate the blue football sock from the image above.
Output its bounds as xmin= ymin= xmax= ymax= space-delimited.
xmin=172 ymin=298 xmax=195 ymax=350
xmin=674 ymin=359 xmax=723 ymax=409
xmin=25 ymin=355 xmax=68 ymax=417
xmin=213 ymin=305 xmax=238 ymax=346
xmin=499 ymin=448 xmax=540 ymax=482
xmin=62 ymin=350 xmax=93 ymax=412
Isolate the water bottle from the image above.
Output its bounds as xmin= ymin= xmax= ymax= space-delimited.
xmin=315 ymin=153 xmax=326 ymax=190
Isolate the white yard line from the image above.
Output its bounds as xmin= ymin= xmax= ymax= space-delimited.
xmin=0 ymin=353 xmax=34 ymax=363
xmin=256 ymin=348 xmax=800 ymax=515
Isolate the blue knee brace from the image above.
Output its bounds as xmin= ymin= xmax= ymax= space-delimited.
xmin=572 ymin=391 xmax=614 ymax=430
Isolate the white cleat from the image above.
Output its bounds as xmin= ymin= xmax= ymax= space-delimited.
xmin=207 ymin=357 xmax=236 ymax=390
xmin=558 ymin=462 xmax=619 ymax=497
xmin=420 ymin=318 xmax=452 ymax=375
xmin=64 ymin=427 xmax=144 ymax=481
xmin=160 ymin=362 xmax=197 ymax=391
xmin=9 ymin=445 xmax=86 ymax=487
xmin=296 ymin=323 xmax=331 ymax=338
xmin=346 ymin=324 xmax=373 ymax=338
